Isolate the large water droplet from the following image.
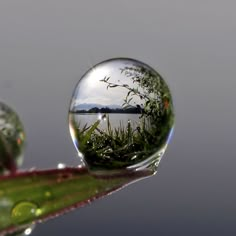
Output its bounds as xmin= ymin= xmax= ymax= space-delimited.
xmin=69 ymin=58 xmax=174 ymax=172
xmin=11 ymin=201 xmax=39 ymax=224
xmin=0 ymin=102 xmax=25 ymax=174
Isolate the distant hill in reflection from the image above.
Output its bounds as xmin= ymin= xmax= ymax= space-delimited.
xmin=73 ymin=103 xmax=122 ymax=111
xmin=71 ymin=103 xmax=142 ymax=114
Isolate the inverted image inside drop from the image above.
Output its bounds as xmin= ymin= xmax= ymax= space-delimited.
xmin=69 ymin=58 xmax=174 ymax=171
xmin=0 ymin=102 xmax=25 ymax=174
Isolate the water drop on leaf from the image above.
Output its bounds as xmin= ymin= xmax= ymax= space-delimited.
xmin=69 ymin=58 xmax=174 ymax=173
xmin=11 ymin=202 xmax=39 ymax=224
xmin=22 ymin=224 xmax=35 ymax=236
xmin=57 ymin=163 xmax=66 ymax=169
xmin=6 ymin=224 xmax=36 ymax=236
xmin=0 ymin=102 xmax=25 ymax=174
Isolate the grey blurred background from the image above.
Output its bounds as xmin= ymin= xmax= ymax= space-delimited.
xmin=0 ymin=1 xmax=235 ymax=235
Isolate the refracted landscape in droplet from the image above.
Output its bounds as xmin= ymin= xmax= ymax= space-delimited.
xmin=69 ymin=58 xmax=174 ymax=172
xmin=0 ymin=102 xmax=25 ymax=174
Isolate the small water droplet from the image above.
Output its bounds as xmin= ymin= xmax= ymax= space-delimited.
xmin=57 ymin=163 xmax=66 ymax=169
xmin=35 ymin=208 xmax=42 ymax=216
xmin=44 ymin=191 xmax=52 ymax=199
xmin=23 ymin=224 xmax=35 ymax=236
xmin=0 ymin=102 xmax=25 ymax=174
xmin=11 ymin=201 xmax=39 ymax=224
xmin=69 ymin=58 xmax=174 ymax=172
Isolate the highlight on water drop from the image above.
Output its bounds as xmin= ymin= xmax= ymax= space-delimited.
xmin=69 ymin=58 xmax=174 ymax=172
xmin=22 ymin=224 xmax=35 ymax=236
xmin=6 ymin=223 xmax=36 ymax=236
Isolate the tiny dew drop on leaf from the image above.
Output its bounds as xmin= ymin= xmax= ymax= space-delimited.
xmin=11 ymin=201 xmax=39 ymax=225
xmin=0 ymin=102 xmax=25 ymax=174
xmin=5 ymin=224 xmax=35 ymax=236
xmin=69 ymin=58 xmax=174 ymax=173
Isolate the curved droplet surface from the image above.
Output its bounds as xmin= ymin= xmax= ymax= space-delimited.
xmin=11 ymin=202 xmax=39 ymax=225
xmin=0 ymin=102 xmax=25 ymax=174
xmin=69 ymin=58 xmax=174 ymax=172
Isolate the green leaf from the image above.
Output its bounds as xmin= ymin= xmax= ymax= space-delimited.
xmin=0 ymin=167 xmax=152 ymax=235
xmin=80 ymin=120 xmax=100 ymax=149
